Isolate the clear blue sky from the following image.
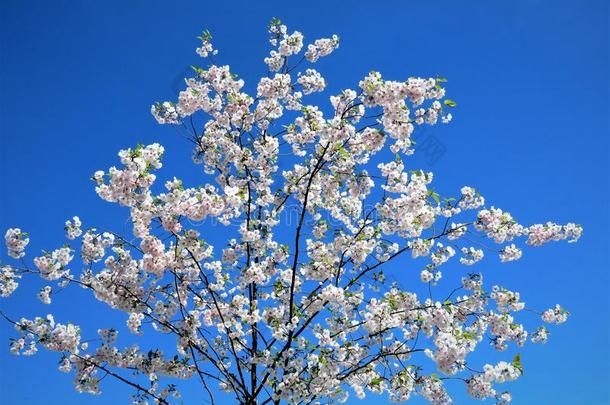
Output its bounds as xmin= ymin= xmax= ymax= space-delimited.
xmin=1 ymin=1 xmax=608 ymax=404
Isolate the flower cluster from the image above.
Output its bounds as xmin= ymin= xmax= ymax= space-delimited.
xmin=541 ymin=304 xmax=569 ymax=324
xmin=38 ymin=286 xmax=52 ymax=304
xmin=5 ymin=228 xmax=29 ymax=259
xmin=81 ymin=230 xmax=115 ymax=263
xmin=64 ymin=216 xmax=82 ymax=240
xmin=305 ymin=35 xmax=340 ymax=62
xmin=460 ymin=247 xmax=484 ymax=265
xmin=93 ymin=143 xmax=164 ymax=208
xmin=195 ymin=29 xmax=217 ymax=58
xmin=33 ymin=247 xmax=73 ymax=280
xmin=530 ymin=326 xmax=549 ymax=344
xmin=467 ymin=361 xmax=521 ymax=401
xmin=499 ymin=243 xmax=522 ymax=262
xmin=11 ymin=314 xmax=81 ymax=355
xmin=297 ymin=69 xmax=326 ymax=95
xmin=526 ymin=222 xmax=582 ymax=246
xmin=0 ymin=265 xmax=20 ymax=297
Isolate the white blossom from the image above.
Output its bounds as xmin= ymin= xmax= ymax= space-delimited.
xmin=0 ymin=20 xmax=583 ymax=405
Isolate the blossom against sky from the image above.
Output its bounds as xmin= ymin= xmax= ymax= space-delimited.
xmin=1 ymin=1 xmax=608 ymax=404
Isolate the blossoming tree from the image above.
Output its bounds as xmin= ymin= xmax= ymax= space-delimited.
xmin=1 ymin=19 xmax=582 ymax=405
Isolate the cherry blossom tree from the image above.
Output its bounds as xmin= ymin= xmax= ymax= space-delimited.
xmin=1 ymin=18 xmax=582 ymax=405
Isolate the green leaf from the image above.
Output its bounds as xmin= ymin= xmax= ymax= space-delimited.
xmin=269 ymin=17 xmax=282 ymax=27
xmin=444 ymin=99 xmax=457 ymax=107
xmin=428 ymin=190 xmax=440 ymax=205
xmin=512 ymin=353 xmax=523 ymax=374
xmin=338 ymin=146 xmax=350 ymax=159
xmin=385 ymin=296 xmax=398 ymax=310
xmin=370 ymin=377 xmax=383 ymax=386
xmin=462 ymin=332 xmax=475 ymax=340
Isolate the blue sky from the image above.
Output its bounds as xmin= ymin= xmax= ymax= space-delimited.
xmin=0 ymin=1 xmax=608 ymax=404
